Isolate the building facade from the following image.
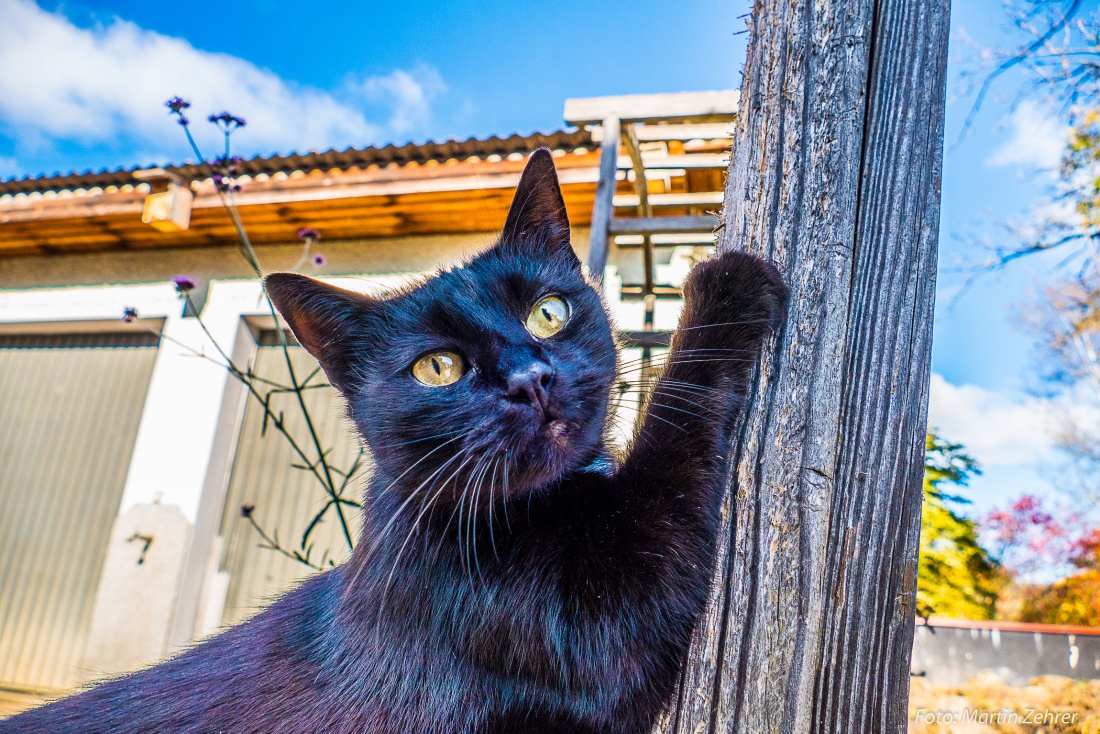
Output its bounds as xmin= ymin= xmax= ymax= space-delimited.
xmin=0 ymin=92 xmax=735 ymax=713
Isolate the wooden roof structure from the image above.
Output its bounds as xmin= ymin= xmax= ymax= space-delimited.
xmin=0 ymin=92 xmax=736 ymax=259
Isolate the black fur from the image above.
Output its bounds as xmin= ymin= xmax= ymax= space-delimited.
xmin=6 ymin=148 xmax=787 ymax=733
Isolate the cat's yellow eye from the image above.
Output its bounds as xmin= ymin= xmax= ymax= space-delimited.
xmin=526 ymin=296 xmax=570 ymax=339
xmin=412 ymin=351 xmax=465 ymax=387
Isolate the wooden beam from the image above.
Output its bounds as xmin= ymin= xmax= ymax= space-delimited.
xmin=0 ymin=176 xmax=601 ymax=256
xmin=612 ymin=192 xmax=724 ymax=208
xmin=0 ymin=200 xmax=144 ymax=224
xmin=622 ymin=126 xmax=651 ymax=218
xmin=563 ymin=90 xmax=739 ymax=126
xmin=618 ymin=284 xmax=682 ymax=300
xmin=189 ymin=167 xmax=600 ymax=211
xmin=607 ymin=215 xmax=717 ymax=235
xmin=617 ymin=154 xmax=728 ymax=170
xmin=614 ymin=233 xmax=716 ymax=247
xmin=662 ymin=0 xmax=952 ymax=731
xmin=586 ymin=116 xmax=620 ymax=284
xmin=622 ymin=124 xmax=655 ymax=299
xmin=591 ymin=123 xmax=733 ymax=143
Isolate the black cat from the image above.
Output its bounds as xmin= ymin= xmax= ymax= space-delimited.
xmin=5 ymin=149 xmax=787 ymax=733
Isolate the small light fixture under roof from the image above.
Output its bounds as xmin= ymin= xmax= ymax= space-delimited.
xmin=134 ymin=168 xmax=193 ymax=233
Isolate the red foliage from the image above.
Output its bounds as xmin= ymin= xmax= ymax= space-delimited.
xmin=981 ymin=495 xmax=1100 ymax=625
xmin=980 ymin=494 xmax=1092 ymax=578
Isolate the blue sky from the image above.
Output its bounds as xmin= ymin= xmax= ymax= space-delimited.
xmin=0 ymin=0 xmax=1092 ymax=516
xmin=930 ymin=1 xmax=1100 ymax=514
xmin=0 ymin=0 xmax=748 ymax=176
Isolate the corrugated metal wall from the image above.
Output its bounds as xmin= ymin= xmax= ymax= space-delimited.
xmin=0 ymin=333 xmax=158 ymax=691
xmin=217 ymin=345 xmax=367 ymax=626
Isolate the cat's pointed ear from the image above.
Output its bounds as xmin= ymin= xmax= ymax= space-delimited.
xmin=264 ymin=272 xmax=374 ymax=392
xmin=501 ymin=147 xmax=578 ymax=266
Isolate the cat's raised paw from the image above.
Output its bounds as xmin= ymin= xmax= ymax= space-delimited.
xmin=680 ymin=251 xmax=789 ymax=342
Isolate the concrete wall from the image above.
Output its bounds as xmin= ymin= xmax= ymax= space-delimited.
xmin=912 ymin=623 xmax=1100 ymax=686
xmin=81 ymin=504 xmax=191 ymax=679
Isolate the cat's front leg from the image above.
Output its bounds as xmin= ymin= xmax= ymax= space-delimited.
xmin=620 ymin=250 xmax=788 ymax=482
xmin=607 ymin=250 xmax=787 ymax=609
xmin=571 ymin=251 xmax=786 ymax=726
xmin=609 ymin=249 xmax=787 ymax=535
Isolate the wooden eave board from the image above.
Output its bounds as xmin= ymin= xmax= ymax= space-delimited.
xmin=0 ymin=155 xmax=602 ymax=256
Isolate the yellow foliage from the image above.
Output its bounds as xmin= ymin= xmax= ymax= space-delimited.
xmin=1018 ymin=571 xmax=1100 ymax=626
xmin=919 ymin=434 xmax=999 ymax=620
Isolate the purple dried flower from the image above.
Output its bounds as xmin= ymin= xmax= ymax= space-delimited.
xmin=311 ymin=253 xmax=327 ymax=268
xmin=165 ymin=97 xmax=191 ymax=114
xmin=172 ymin=275 xmax=197 ymax=293
xmin=297 ymin=227 xmax=321 ymax=242
xmin=240 ymin=504 xmax=255 ymax=519
xmin=122 ymin=307 xmax=138 ymax=323
xmin=208 ymin=111 xmax=246 ymax=129
xmin=177 ymin=114 xmax=190 ymax=126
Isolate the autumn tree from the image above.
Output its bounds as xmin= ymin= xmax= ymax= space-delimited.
xmin=1018 ymin=528 xmax=1100 ymax=624
xmin=983 ymin=493 xmax=1088 ymax=579
xmin=979 ymin=491 xmax=1100 ymax=624
xmin=918 ymin=434 xmax=999 ymax=621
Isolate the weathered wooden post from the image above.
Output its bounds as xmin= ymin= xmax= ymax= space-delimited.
xmin=662 ymin=1 xmax=950 ymax=732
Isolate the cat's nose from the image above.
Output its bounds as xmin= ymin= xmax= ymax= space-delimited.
xmin=505 ymin=361 xmax=554 ymax=413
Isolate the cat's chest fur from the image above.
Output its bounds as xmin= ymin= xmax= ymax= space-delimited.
xmin=309 ymin=469 xmax=685 ymax=732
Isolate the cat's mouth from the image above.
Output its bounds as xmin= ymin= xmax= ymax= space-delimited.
xmin=534 ymin=402 xmax=571 ymax=447
xmin=545 ymin=418 xmax=570 ymax=448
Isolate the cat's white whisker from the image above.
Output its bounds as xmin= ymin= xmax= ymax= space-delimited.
xmin=359 ymin=434 xmax=466 ymax=552
xmin=468 ymin=446 xmax=498 ymax=581
xmin=424 ymin=448 xmax=483 ymax=571
xmin=374 ymin=446 xmax=477 ymax=634
xmin=486 ymin=452 xmax=503 ymax=563
xmin=455 ymin=451 xmax=488 ymax=581
xmin=642 ymin=387 xmax=721 ymax=415
xmin=501 ymin=457 xmax=512 ymax=533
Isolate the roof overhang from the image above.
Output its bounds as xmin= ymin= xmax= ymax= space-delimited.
xmin=0 ymin=90 xmax=738 ymax=259
xmin=0 ymin=131 xmax=600 ymax=257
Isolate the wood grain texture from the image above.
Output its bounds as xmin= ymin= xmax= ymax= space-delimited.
xmin=586 ymin=115 xmax=620 ymax=281
xmin=563 ymin=90 xmax=739 ymax=126
xmin=660 ymin=0 xmax=949 ymax=732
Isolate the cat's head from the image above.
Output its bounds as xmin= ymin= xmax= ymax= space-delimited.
xmin=265 ymin=148 xmax=617 ymax=510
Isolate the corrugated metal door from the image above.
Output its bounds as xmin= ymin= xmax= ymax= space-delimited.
xmin=0 ymin=332 xmax=158 ymax=691
xmin=217 ymin=344 xmax=367 ymax=626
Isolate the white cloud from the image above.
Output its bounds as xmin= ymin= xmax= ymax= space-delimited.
xmin=0 ymin=0 xmax=444 ymax=160
xmin=987 ymin=100 xmax=1067 ymax=170
xmin=352 ymin=65 xmax=447 ymax=136
xmin=928 ymin=373 xmax=1058 ymax=468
